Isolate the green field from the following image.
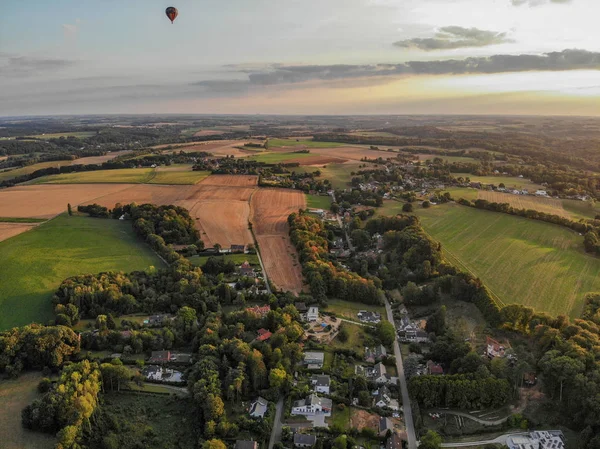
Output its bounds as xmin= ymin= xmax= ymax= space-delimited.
xmin=292 ymin=163 xmax=357 ymax=189
xmin=0 ymin=214 xmax=162 ymax=330
xmin=562 ymin=199 xmax=600 ymax=220
xmin=267 ymin=138 xmax=346 ymax=148
xmin=149 ymin=167 xmax=210 ymax=185
xmin=415 ymin=203 xmax=600 ymax=318
xmin=452 ymin=173 xmax=544 ymax=190
xmin=325 ymin=298 xmax=386 ymax=321
xmin=0 ymin=372 xmax=56 ymax=449
xmin=0 ymin=160 xmax=71 ymax=182
xmin=306 ymin=194 xmax=332 ymax=210
xmin=0 ymin=217 xmax=47 ymax=223
xmin=31 ymin=168 xmax=155 ymax=184
xmin=189 ymin=253 xmax=260 ymax=267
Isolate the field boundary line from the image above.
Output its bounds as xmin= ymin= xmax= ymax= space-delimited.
xmin=247 ymin=187 xmax=272 ymax=294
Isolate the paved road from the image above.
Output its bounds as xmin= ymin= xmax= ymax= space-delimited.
xmin=385 ymin=298 xmax=417 ymax=449
xmin=268 ymin=397 xmax=285 ymax=449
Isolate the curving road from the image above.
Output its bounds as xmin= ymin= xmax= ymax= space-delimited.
xmin=385 ymin=298 xmax=417 ymax=449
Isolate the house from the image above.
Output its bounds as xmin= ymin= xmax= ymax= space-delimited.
xmin=256 ymin=328 xmax=272 ymax=342
xmin=310 ymin=374 xmax=331 ymax=394
xmin=426 ymin=360 xmax=444 ymax=375
xmin=357 ymin=310 xmax=382 ymax=324
xmin=295 ymin=302 xmax=308 ymax=313
xmin=294 ymin=433 xmax=317 ymax=448
xmin=486 ymin=336 xmax=506 ymax=358
xmin=364 ymin=345 xmax=387 ymax=363
xmin=304 ymin=352 xmax=325 ymax=369
xmin=291 ymin=394 xmax=332 ymax=416
xmin=249 ymin=396 xmax=268 ymax=418
xmin=372 ymin=362 xmax=397 ymax=384
xmin=306 ymin=306 xmax=319 ymax=322
xmin=386 ymin=431 xmax=404 ymax=449
xmin=379 ymin=417 xmax=393 ymax=436
xmin=397 ymin=317 xmax=429 ymax=343
xmin=373 ymin=385 xmax=399 ymax=410
xmin=246 ymin=305 xmax=270 ymax=317
xmin=240 ymin=261 xmax=255 ymax=277
xmin=294 ymin=434 xmax=317 ymax=448
xmin=235 ymin=441 xmax=259 ymax=449
xmin=146 ymin=314 xmax=171 ymax=326
xmin=142 ymin=365 xmax=184 ymax=383
xmin=506 ymin=431 xmax=564 ymax=449
xmin=169 ymin=352 xmax=193 ymax=364
xmin=231 ymin=244 xmax=246 ymax=253
xmin=535 ymin=190 xmax=548 ymax=197
xmin=148 ymin=351 xmax=173 ymax=364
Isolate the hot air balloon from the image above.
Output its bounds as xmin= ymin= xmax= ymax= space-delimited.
xmin=165 ymin=7 xmax=178 ymax=24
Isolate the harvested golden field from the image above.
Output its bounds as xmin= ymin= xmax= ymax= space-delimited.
xmin=0 ymin=184 xmax=134 ymax=218
xmin=251 ymin=188 xmax=306 ymax=293
xmin=194 ymin=130 xmax=224 ymax=137
xmin=71 ymin=150 xmax=132 ymax=165
xmin=477 ymin=191 xmax=568 ymax=217
xmin=199 ymin=175 xmax=258 ymax=187
xmin=0 ymin=372 xmax=56 ymax=449
xmin=0 ymin=222 xmax=39 ymax=242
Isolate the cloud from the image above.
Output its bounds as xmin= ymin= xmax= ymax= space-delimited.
xmin=393 ymin=26 xmax=513 ymax=51
xmin=62 ymin=18 xmax=81 ymax=40
xmin=511 ymin=0 xmax=572 ymax=6
xmin=0 ymin=55 xmax=76 ymax=77
xmin=192 ymin=49 xmax=600 ymax=93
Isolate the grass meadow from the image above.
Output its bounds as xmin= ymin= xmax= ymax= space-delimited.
xmin=292 ymin=163 xmax=358 ymax=189
xmin=306 ymin=194 xmax=332 ymax=210
xmin=247 ymin=151 xmax=316 ymax=164
xmin=415 ymin=203 xmax=600 ymax=318
xmin=30 ymin=168 xmax=155 ymax=184
xmin=0 ymin=160 xmax=71 ymax=182
xmin=0 ymin=214 xmax=162 ymax=330
xmin=189 ymin=253 xmax=260 ymax=267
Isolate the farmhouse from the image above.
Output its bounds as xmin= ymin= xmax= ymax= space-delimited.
xmin=246 ymin=304 xmax=270 ymax=317
xmin=249 ymin=396 xmax=268 ymax=418
xmin=310 ymin=374 xmax=331 ymax=394
xmin=291 ymin=394 xmax=332 ymax=417
xmin=357 ymin=310 xmax=381 ymax=324
xmin=304 ymin=351 xmax=325 ymax=369
xmin=235 ymin=441 xmax=259 ymax=449
xmin=486 ymin=336 xmax=506 ymax=358
xmin=294 ymin=434 xmax=317 ymax=448
xmin=231 ymin=244 xmax=246 ymax=253
xmin=256 ymin=328 xmax=272 ymax=342
xmin=240 ymin=261 xmax=255 ymax=277
xmin=364 ymin=345 xmax=387 ymax=363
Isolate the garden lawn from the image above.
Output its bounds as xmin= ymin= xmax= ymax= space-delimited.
xmin=0 ymin=214 xmax=162 ymax=330
xmin=325 ymin=299 xmax=386 ymax=322
xmin=306 ymin=194 xmax=332 ymax=210
xmin=415 ymin=203 xmax=600 ymax=318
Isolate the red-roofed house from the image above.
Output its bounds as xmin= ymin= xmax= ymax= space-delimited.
xmin=426 ymin=360 xmax=444 ymax=375
xmin=257 ymin=328 xmax=272 ymax=342
xmin=246 ymin=305 xmax=271 ymax=317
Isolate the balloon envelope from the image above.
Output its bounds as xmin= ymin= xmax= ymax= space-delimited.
xmin=165 ymin=7 xmax=178 ymax=23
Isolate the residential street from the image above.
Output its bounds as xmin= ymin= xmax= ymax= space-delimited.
xmin=385 ymin=298 xmax=417 ymax=449
xmin=268 ymin=397 xmax=285 ymax=449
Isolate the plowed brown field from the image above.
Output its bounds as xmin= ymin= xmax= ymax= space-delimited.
xmin=251 ymin=188 xmax=306 ymax=293
xmin=0 ymin=223 xmax=39 ymax=242
xmin=71 ymin=150 xmax=132 ymax=165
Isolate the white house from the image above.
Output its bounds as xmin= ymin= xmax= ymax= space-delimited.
xmin=373 ymin=385 xmax=399 ymax=410
xmin=535 ymin=190 xmax=549 ymax=197
xmin=310 ymin=374 xmax=331 ymax=394
xmin=291 ymin=394 xmax=332 ymax=417
xmin=249 ymin=396 xmax=268 ymax=419
xmin=356 ymin=362 xmax=398 ymax=385
xmin=306 ymin=307 xmax=319 ymax=322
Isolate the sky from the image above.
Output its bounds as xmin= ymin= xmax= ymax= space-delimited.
xmin=1 ymin=0 xmax=600 ymax=116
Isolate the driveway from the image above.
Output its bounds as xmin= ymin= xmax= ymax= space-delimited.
xmin=268 ymin=397 xmax=285 ymax=449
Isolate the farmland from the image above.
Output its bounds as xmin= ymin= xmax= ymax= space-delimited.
xmin=267 ymin=138 xmax=346 ymax=148
xmin=308 ymin=145 xmax=396 ymax=162
xmin=477 ymin=190 xmax=568 ymax=217
xmin=247 ymin=151 xmax=320 ymax=164
xmin=452 ymin=173 xmax=544 ymax=190
xmin=0 ymin=160 xmax=70 ymax=182
xmin=0 ymin=222 xmax=39 ymax=242
xmin=292 ymin=162 xmax=364 ymax=189
xmin=415 ymin=203 xmax=600 ymax=318
xmin=251 ymin=188 xmax=306 ymax=293
xmin=26 ymin=131 xmax=96 ymax=139
xmin=71 ymin=150 xmax=132 ymax=165
xmin=149 ymin=165 xmax=210 ymax=185
xmin=0 ymin=372 xmax=56 ymax=449
xmin=0 ymin=214 xmax=162 ymax=330
xmin=31 ymin=168 xmax=155 ymax=184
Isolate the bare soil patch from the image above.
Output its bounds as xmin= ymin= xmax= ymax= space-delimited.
xmin=251 ymin=188 xmax=306 ymax=293
xmin=71 ymin=150 xmax=132 ymax=165
xmin=0 ymin=222 xmax=39 ymax=242
xmin=350 ymin=408 xmax=380 ymax=431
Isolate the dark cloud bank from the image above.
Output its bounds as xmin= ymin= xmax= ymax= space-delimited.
xmin=194 ymin=49 xmax=600 ymax=92
xmin=394 ymin=26 xmax=512 ymax=51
